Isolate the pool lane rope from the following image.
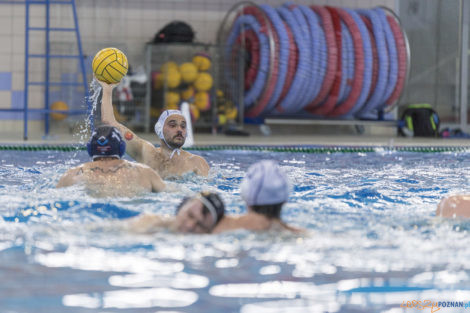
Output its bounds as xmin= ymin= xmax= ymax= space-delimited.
xmin=2 ymin=144 xmax=470 ymax=154
xmin=221 ymin=3 xmax=409 ymax=119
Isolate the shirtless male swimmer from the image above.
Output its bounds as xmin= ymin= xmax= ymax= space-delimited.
xmin=128 ymin=191 xmax=225 ymax=234
xmin=57 ymin=125 xmax=166 ymax=197
xmin=213 ymin=160 xmax=302 ymax=233
xmin=98 ymin=79 xmax=209 ymax=178
xmin=436 ymin=194 xmax=470 ymax=218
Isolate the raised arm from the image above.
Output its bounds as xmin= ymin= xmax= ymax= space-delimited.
xmin=98 ymin=79 xmax=154 ymax=163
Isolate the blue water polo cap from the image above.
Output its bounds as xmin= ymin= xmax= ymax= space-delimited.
xmin=87 ymin=125 xmax=126 ymax=160
xmin=241 ymin=160 xmax=289 ymax=206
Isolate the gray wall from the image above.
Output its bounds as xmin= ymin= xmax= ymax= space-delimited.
xmin=399 ymin=0 xmax=465 ymax=123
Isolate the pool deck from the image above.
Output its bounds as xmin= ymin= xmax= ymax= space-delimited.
xmin=1 ymin=120 xmax=469 ymax=147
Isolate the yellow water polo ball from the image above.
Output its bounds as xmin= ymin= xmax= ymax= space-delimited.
xmin=50 ymin=101 xmax=68 ymax=121
xmin=163 ymin=67 xmax=181 ymax=88
xmin=179 ymin=62 xmax=198 ymax=83
xmin=152 ymin=71 xmax=164 ymax=90
xmin=190 ymin=104 xmax=200 ymax=121
xmin=160 ymin=61 xmax=179 ymax=72
xmin=194 ymin=91 xmax=211 ymax=112
xmin=225 ymin=106 xmax=238 ymax=120
xmin=181 ymin=86 xmax=195 ymax=101
xmin=216 ymin=89 xmax=224 ymax=98
xmin=92 ymin=47 xmax=128 ymax=84
xmin=166 ymin=103 xmax=179 ymax=110
xmin=218 ymin=114 xmax=227 ymax=125
xmin=194 ymin=72 xmax=213 ymax=92
xmin=192 ymin=54 xmax=211 ymax=71
xmin=165 ymin=91 xmax=180 ymax=108
xmin=150 ymin=107 xmax=162 ymax=118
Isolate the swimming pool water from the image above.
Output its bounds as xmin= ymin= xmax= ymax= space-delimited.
xmin=1 ymin=149 xmax=470 ymax=313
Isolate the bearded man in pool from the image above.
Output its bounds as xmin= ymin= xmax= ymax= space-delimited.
xmin=98 ymin=79 xmax=209 ymax=178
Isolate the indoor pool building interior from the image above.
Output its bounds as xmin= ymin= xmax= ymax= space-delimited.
xmin=1 ymin=0 xmax=470 ymax=313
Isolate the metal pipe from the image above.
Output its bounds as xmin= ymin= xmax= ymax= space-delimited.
xmin=44 ymin=0 xmax=50 ymax=135
xmin=459 ymin=0 xmax=469 ymax=131
xmin=72 ymin=0 xmax=93 ymax=132
xmin=23 ymin=0 xmax=30 ymax=140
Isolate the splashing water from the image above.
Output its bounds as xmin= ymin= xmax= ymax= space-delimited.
xmin=3 ymin=150 xmax=470 ymax=313
xmin=72 ymin=78 xmax=102 ymax=146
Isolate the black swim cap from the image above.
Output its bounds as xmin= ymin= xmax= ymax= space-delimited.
xmin=176 ymin=192 xmax=225 ymax=227
xmin=87 ymin=125 xmax=126 ymax=160
xmin=199 ymin=191 xmax=225 ymax=226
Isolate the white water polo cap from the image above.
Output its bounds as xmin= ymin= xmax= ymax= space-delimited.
xmin=154 ymin=109 xmax=185 ymax=158
xmin=240 ymin=160 xmax=289 ymax=206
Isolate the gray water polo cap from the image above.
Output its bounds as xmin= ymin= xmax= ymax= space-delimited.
xmin=240 ymin=160 xmax=289 ymax=206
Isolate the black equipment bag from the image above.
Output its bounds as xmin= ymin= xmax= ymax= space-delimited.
xmin=153 ymin=21 xmax=194 ymax=43
xmin=399 ymin=104 xmax=440 ymax=137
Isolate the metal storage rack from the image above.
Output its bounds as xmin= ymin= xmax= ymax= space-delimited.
xmin=144 ymin=43 xmax=217 ymax=133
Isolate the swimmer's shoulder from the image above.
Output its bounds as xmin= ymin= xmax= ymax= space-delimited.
xmin=184 ymin=150 xmax=210 ymax=174
xmin=69 ymin=163 xmax=86 ymax=174
xmin=212 ymin=214 xmax=270 ymax=233
xmin=185 ymin=150 xmax=206 ymax=162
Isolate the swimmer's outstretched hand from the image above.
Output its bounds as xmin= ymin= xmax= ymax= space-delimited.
xmin=93 ymin=75 xmax=119 ymax=91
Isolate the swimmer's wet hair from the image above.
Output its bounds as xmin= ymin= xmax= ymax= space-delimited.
xmin=176 ymin=192 xmax=225 ymax=228
xmin=251 ymin=202 xmax=283 ymax=219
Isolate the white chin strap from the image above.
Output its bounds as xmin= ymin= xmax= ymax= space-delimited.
xmin=162 ymin=137 xmax=181 ymax=159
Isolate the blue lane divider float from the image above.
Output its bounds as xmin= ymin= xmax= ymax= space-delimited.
xmin=288 ymin=3 xmax=318 ymax=110
xmin=299 ymin=5 xmax=324 ymax=109
xmin=221 ymin=2 xmax=409 ymax=119
xmin=375 ymin=7 xmax=398 ymax=111
xmin=225 ymin=14 xmax=270 ymax=108
xmin=355 ymin=9 xmax=389 ymax=118
xmin=276 ymin=5 xmax=311 ymax=113
xmin=343 ymin=8 xmax=373 ymax=118
xmin=259 ymin=4 xmax=289 ymax=115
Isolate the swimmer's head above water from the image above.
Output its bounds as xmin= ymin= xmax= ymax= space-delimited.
xmin=154 ymin=110 xmax=187 ymax=158
xmin=174 ymin=191 xmax=225 ymax=233
xmin=87 ymin=125 xmax=126 ymax=160
xmin=240 ymin=160 xmax=289 ymax=219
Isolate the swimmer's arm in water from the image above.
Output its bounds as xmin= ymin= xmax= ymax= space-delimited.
xmin=56 ymin=167 xmax=82 ymax=188
xmin=126 ymin=213 xmax=173 ymax=233
xmin=436 ymin=195 xmax=470 ymax=218
xmin=98 ymin=79 xmax=155 ymax=164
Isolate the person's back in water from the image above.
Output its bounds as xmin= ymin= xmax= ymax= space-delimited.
xmin=57 ymin=125 xmax=165 ymax=197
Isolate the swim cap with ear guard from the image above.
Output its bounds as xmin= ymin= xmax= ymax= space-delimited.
xmin=240 ymin=160 xmax=289 ymax=206
xmin=176 ymin=192 xmax=225 ymax=228
xmin=154 ymin=109 xmax=185 ymax=158
xmin=87 ymin=125 xmax=126 ymax=160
